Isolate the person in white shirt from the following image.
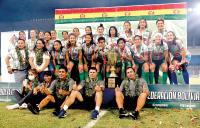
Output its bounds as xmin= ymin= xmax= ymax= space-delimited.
xmin=27 ymin=29 xmax=38 ymax=51
xmin=120 ymin=21 xmax=133 ymax=47
xmin=29 ymin=39 xmax=50 ymax=82
xmin=106 ymin=26 xmax=119 ymax=50
xmin=5 ymin=39 xmax=29 ymax=83
xmin=61 ymin=31 xmax=69 ymax=47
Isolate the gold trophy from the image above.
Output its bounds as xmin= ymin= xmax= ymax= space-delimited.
xmin=106 ymin=48 xmax=118 ymax=88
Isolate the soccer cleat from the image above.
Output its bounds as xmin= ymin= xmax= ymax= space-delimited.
xmin=52 ymin=109 xmax=60 ymax=116
xmin=19 ymin=103 xmax=27 ymax=109
xmin=119 ymin=109 xmax=129 ymax=118
xmin=58 ymin=109 xmax=67 ymax=118
xmin=91 ymin=110 xmax=99 ymax=120
xmin=27 ymin=103 xmax=39 ymax=114
xmin=129 ymin=111 xmax=139 ymax=120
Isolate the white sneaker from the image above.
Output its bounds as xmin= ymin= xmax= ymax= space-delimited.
xmin=19 ymin=103 xmax=27 ymax=109
xmin=6 ymin=104 xmax=19 ymax=110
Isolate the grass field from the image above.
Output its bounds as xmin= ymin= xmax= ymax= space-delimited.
xmin=0 ymin=102 xmax=200 ymax=128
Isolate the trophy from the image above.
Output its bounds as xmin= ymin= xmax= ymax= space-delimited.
xmin=106 ymin=48 xmax=118 ymax=88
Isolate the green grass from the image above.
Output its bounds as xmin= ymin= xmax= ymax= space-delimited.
xmin=95 ymin=108 xmax=200 ymax=128
xmin=0 ymin=102 xmax=200 ymax=128
xmin=0 ymin=102 xmax=90 ymax=128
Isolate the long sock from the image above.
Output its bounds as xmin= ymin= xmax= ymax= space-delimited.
xmin=95 ymin=106 xmax=100 ymax=112
xmin=149 ymin=72 xmax=154 ymax=84
xmin=63 ymin=105 xmax=68 ymax=111
xmin=182 ymin=70 xmax=189 ymax=84
xmin=168 ymin=70 xmax=173 ymax=84
xmin=97 ymin=72 xmax=102 ymax=80
xmin=141 ymin=69 xmax=145 ymax=79
xmin=84 ymin=71 xmax=88 ymax=79
xmin=121 ymin=62 xmax=125 ymax=79
xmin=79 ymin=72 xmax=85 ymax=81
xmin=143 ymin=72 xmax=150 ymax=84
xmin=162 ymin=72 xmax=168 ymax=84
xmin=154 ymin=70 xmax=159 ymax=84
xmin=106 ymin=72 xmax=110 ymax=78
xmin=170 ymin=72 xmax=178 ymax=85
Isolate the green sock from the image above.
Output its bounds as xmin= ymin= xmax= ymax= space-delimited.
xmin=143 ymin=72 xmax=150 ymax=84
xmin=121 ymin=63 xmax=125 ymax=79
xmin=84 ymin=71 xmax=88 ymax=79
xmin=79 ymin=72 xmax=85 ymax=81
xmin=149 ymin=72 xmax=154 ymax=84
xmin=97 ymin=72 xmax=103 ymax=80
xmin=106 ymin=72 xmax=110 ymax=78
xmin=162 ymin=72 xmax=168 ymax=84
xmin=141 ymin=68 xmax=145 ymax=78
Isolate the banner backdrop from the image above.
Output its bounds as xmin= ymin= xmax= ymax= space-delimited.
xmin=1 ymin=83 xmax=200 ymax=109
xmin=55 ymin=2 xmax=187 ymax=47
xmin=146 ymin=85 xmax=200 ymax=109
xmin=0 ymin=82 xmax=21 ymax=102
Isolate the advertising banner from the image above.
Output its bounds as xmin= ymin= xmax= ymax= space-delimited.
xmin=146 ymin=85 xmax=200 ymax=109
xmin=1 ymin=83 xmax=200 ymax=109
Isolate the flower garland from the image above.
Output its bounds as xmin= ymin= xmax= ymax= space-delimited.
xmin=52 ymin=50 xmax=62 ymax=64
xmin=35 ymin=48 xmax=44 ymax=66
xmin=85 ymin=78 xmax=98 ymax=97
xmin=25 ymin=78 xmax=39 ymax=93
xmin=123 ymin=75 xmax=140 ymax=97
xmin=15 ymin=46 xmax=29 ymax=68
xmin=54 ymin=78 xmax=70 ymax=98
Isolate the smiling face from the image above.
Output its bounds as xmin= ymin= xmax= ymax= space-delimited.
xmin=167 ymin=31 xmax=175 ymax=42
xmin=19 ymin=32 xmax=26 ymax=40
xmin=73 ymin=28 xmax=80 ymax=37
xmin=85 ymin=35 xmax=92 ymax=45
xmin=139 ymin=19 xmax=147 ymax=29
xmin=154 ymin=34 xmax=162 ymax=44
xmin=44 ymin=32 xmax=51 ymax=41
xmin=134 ymin=36 xmax=142 ymax=47
xmin=118 ymin=40 xmax=125 ymax=49
xmin=109 ymin=27 xmax=116 ymax=37
xmin=157 ymin=20 xmax=164 ymax=31
xmin=97 ymin=27 xmax=104 ymax=35
xmin=69 ymin=34 xmax=76 ymax=46
xmin=54 ymin=41 xmax=61 ymax=51
xmin=36 ymin=40 xmax=44 ymax=49
xmin=17 ymin=39 xmax=26 ymax=49
xmin=51 ymin=30 xmax=57 ymax=39
xmin=89 ymin=69 xmax=97 ymax=79
xmin=124 ymin=22 xmax=131 ymax=32
xmin=58 ymin=69 xmax=67 ymax=80
xmin=126 ymin=68 xmax=136 ymax=80
xmin=30 ymin=30 xmax=36 ymax=38
xmin=39 ymin=32 xmax=44 ymax=39
xmin=85 ymin=27 xmax=92 ymax=35
xmin=62 ymin=31 xmax=68 ymax=40
xmin=98 ymin=39 xmax=105 ymax=48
